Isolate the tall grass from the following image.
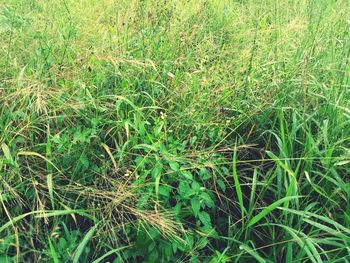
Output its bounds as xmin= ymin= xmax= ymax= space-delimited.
xmin=0 ymin=0 xmax=349 ymax=262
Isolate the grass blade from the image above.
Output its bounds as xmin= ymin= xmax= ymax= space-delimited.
xmin=239 ymin=243 xmax=266 ymax=263
xmin=73 ymin=223 xmax=99 ymax=263
xmin=47 ymin=173 xmax=54 ymax=209
xmin=247 ymin=196 xmax=300 ymax=227
xmin=48 ymin=237 xmax=59 ymax=263
xmin=233 ymin=142 xmax=245 ymax=224
xmin=92 ymin=245 xmax=129 ymax=263
xmin=17 ymin=151 xmax=64 ymax=176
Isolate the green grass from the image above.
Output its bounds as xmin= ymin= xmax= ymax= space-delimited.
xmin=0 ymin=0 xmax=349 ymax=262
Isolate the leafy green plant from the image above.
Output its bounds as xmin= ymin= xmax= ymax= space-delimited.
xmin=0 ymin=0 xmax=349 ymax=262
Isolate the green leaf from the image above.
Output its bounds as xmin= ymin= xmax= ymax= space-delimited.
xmin=247 ymin=196 xmax=300 ymax=227
xmin=158 ymin=185 xmax=172 ymax=198
xmin=217 ymin=179 xmax=226 ymax=192
xmin=72 ymin=223 xmax=99 ymax=263
xmin=303 ymin=218 xmax=350 ymax=241
xmin=0 ymin=209 xmax=92 ymax=233
xmin=178 ymin=181 xmax=191 ymax=199
xmin=199 ymin=211 xmax=211 ymax=227
xmin=198 ymin=225 xmax=219 ymax=238
xmin=181 ymin=170 xmax=193 ymax=180
xmin=48 ymin=237 xmax=59 ymax=263
xmin=191 ymin=181 xmax=200 ymax=192
xmin=0 ymin=255 xmax=12 ymax=263
xmin=199 ymin=167 xmax=211 ymax=180
xmin=1 ymin=143 xmax=13 ymax=164
xmin=274 ymin=224 xmax=322 ymax=263
xmin=169 ymin=161 xmax=180 ymax=171
xmin=334 ymin=160 xmax=350 ymax=166
xmin=232 ymin=143 xmax=245 ymax=222
xmin=278 ymin=207 xmax=350 ymax=236
xmin=200 ymin=192 xmax=214 ymax=208
xmin=79 ymin=154 xmax=89 ymax=170
xmin=152 ymin=164 xmax=163 ymax=198
xmin=266 ymin=151 xmax=296 ymax=182
xmin=191 ymin=197 xmax=201 ymax=217
xmin=92 ymin=246 xmax=129 ymax=263
xmin=239 ymin=244 xmax=266 ymax=263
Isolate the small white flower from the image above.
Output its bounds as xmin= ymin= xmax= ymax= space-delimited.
xmin=124 ymin=169 xmax=132 ymax=177
xmin=160 ymin=111 xmax=166 ymax=120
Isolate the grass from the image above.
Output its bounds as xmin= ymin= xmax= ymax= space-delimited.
xmin=0 ymin=0 xmax=349 ymax=262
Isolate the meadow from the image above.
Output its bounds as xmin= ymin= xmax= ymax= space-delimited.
xmin=0 ymin=0 xmax=350 ymax=262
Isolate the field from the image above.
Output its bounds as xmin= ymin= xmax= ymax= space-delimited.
xmin=0 ymin=0 xmax=350 ymax=262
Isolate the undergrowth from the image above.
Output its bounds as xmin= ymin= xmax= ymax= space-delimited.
xmin=0 ymin=0 xmax=350 ymax=262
